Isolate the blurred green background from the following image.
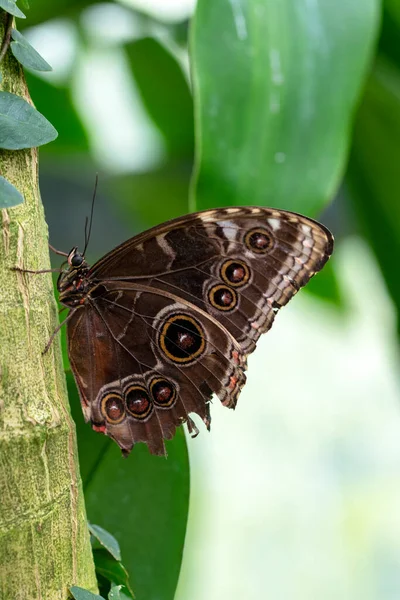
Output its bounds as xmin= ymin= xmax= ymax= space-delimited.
xmin=18 ymin=0 xmax=400 ymax=598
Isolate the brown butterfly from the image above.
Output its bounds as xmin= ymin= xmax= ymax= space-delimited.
xmin=54 ymin=207 xmax=333 ymax=457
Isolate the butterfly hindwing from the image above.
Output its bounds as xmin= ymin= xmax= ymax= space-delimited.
xmin=67 ymin=282 xmax=246 ymax=456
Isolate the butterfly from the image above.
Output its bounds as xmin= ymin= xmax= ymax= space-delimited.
xmin=55 ymin=206 xmax=333 ymax=457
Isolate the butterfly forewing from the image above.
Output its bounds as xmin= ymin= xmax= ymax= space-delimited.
xmin=65 ymin=207 xmax=333 ymax=456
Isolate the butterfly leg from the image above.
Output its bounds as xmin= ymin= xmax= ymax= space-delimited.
xmin=186 ymin=416 xmax=200 ymax=438
xmin=11 ymin=266 xmax=62 ymax=274
xmin=48 ymin=243 xmax=68 ymax=257
xmin=203 ymin=401 xmax=211 ymax=431
xmin=10 ymin=242 xmax=67 ymax=274
xmin=42 ymin=309 xmax=78 ymax=355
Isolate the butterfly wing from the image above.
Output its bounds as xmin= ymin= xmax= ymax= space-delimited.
xmin=67 ymin=282 xmax=246 ymax=456
xmin=67 ymin=207 xmax=333 ymax=455
xmin=90 ymin=207 xmax=334 ymax=355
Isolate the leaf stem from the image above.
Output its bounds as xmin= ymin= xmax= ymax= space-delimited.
xmin=0 ymin=12 xmax=13 ymax=65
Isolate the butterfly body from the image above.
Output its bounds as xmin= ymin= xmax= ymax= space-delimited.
xmin=60 ymin=207 xmax=333 ymax=456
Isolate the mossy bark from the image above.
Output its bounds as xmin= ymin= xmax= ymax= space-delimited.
xmin=0 ymin=12 xmax=97 ymax=599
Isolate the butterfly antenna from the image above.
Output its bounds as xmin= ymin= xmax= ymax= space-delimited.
xmin=84 ymin=216 xmax=89 ymax=249
xmin=83 ymin=173 xmax=98 ymax=255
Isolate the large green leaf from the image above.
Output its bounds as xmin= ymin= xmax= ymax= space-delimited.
xmin=126 ymin=37 xmax=194 ymax=160
xmin=385 ymin=0 xmax=400 ymax=27
xmin=92 ymin=550 xmax=134 ymax=599
xmin=378 ymin=1 xmax=400 ymax=71
xmin=24 ymin=0 xmax=102 ymax=26
xmin=302 ymin=257 xmax=342 ymax=306
xmin=347 ymin=57 xmax=400 ymax=335
xmin=24 ymin=0 xmax=159 ymax=28
xmin=108 ymin=161 xmax=191 ymax=230
xmin=68 ymin=373 xmax=190 ymax=600
xmin=190 ymin=0 xmax=380 ymax=214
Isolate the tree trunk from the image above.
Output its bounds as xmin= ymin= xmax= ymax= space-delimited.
xmin=0 ymin=12 xmax=98 ymax=599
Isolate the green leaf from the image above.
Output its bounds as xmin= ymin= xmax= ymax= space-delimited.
xmin=378 ymin=3 xmax=400 ymax=66
xmin=190 ymin=0 xmax=380 ymax=214
xmin=85 ymin=438 xmax=189 ymax=600
xmin=93 ymin=550 xmax=134 ymax=599
xmin=385 ymin=0 xmax=400 ymax=28
xmin=11 ymin=29 xmax=52 ymax=72
xmin=0 ymin=0 xmax=25 ymax=18
xmin=303 ymin=257 xmax=343 ymax=307
xmin=69 ymin=586 xmax=105 ymax=600
xmin=25 ymin=72 xmax=89 ymax=154
xmin=21 ymin=0 xmax=111 ymax=27
xmin=89 ymin=524 xmax=121 ymax=562
xmin=0 ymin=175 xmax=23 ymax=208
xmin=109 ymin=586 xmax=134 ymax=600
xmin=67 ymin=373 xmax=190 ymax=600
xmin=0 ymin=91 xmax=57 ymax=149
xmin=108 ymin=162 xmax=191 ymax=230
xmin=108 ymin=586 xmax=124 ymax=600
xmin=126 ymin=37 xmax=194 ymax=159
xmin=347 ymin=56 xmax=400 ymax=335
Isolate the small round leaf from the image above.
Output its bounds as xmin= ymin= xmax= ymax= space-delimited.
xmin=89 ymin=524 xmax=121 ymax=562
xmin=0 ymin=0 xmax=25 ymax=18
xmin=108 ymin=586 xmax=124 ymax=600
xmin=69 ymin=587 xmax=105 ymax=600
xmin=0 ymin=91 xmax=57 ymax=150
xmin=0 ymin=175 xmax=23 ymax=208
xmin=11 ymin=29 xmax=52 ymax=72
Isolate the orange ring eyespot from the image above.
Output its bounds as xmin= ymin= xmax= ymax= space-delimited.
xmin=125 ymin=385 xmax=153 ymax=420
xmin=159 ymin=313 xmax=206 ymax=365
xmin=150 ymin=377 xmax=177 ymax=408
xmin=244 ymin=228 xmax=273 ymax=253
xmin=101 ymin=393 xmax=126 ymax=424
xmin=208 ymin=284 xmax=238 ymax=312
xmin=220 ymin=259 xmax=250 ymax=287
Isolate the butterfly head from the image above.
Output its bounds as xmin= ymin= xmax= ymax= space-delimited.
xmin=68 ymin=247 xmax=85 ymax=267
xmin=57 ymin=247 xmax=91 ymax=307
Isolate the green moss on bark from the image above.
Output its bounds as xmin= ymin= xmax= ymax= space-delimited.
xmin=0 ymin=11 xmax=97 ymax=599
